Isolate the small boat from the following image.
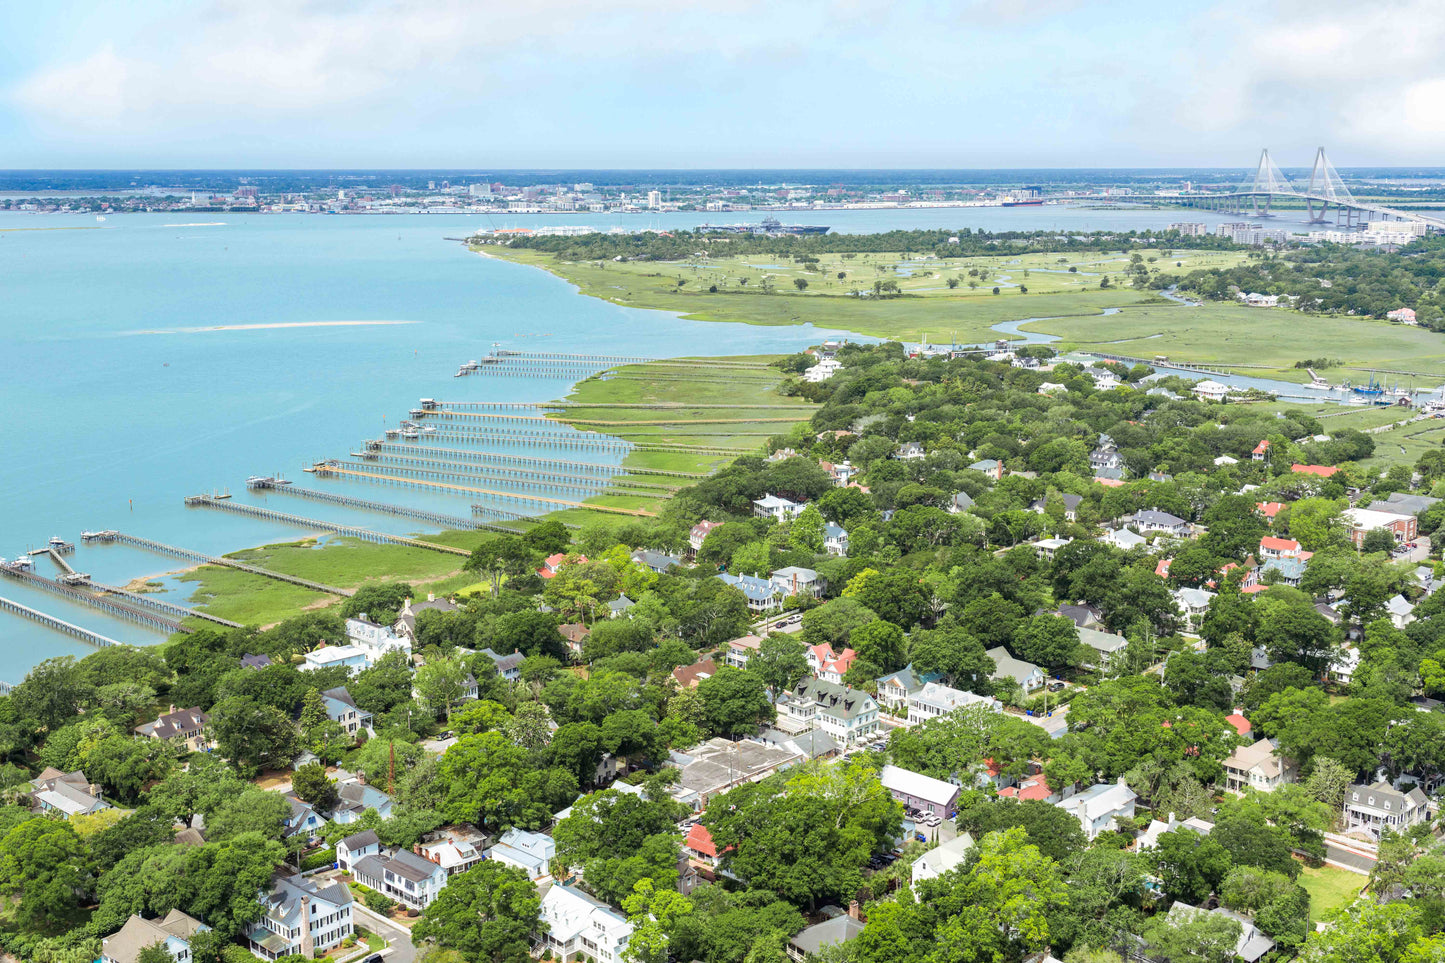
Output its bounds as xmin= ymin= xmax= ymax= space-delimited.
xmin=95 ymin=215 xmax=106 ymax=222
xmin=12 ymin=555 xmax=33 ymax=570
xmin=48 ymin=536 xmax=66 ymax=547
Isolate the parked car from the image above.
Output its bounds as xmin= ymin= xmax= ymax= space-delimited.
xmin=1047 ymin=681 xmax=1066 ymax=692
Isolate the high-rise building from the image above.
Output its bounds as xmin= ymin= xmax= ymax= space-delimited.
xmin=647 ymin=190 xmax=662 ymax=209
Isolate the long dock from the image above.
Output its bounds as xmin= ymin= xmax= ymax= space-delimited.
xmin=313 ymin=464 xmax=658 ymax=517
xmin=184 ymin=495 xmax=471 ymax=557
xmin=0 ymin=595 xmax=121 ymax=647
xmin=366 ymin=441 xmax=628 ymax=475
xmin=88 ymin=579 xmax=243 ymax=629
xmin=0 ymin=566 xmax=187 ymax=634
xmin=350 ymin=450 xmax=675 ymax=495
xmin=90 ymin=531 xmax=355 ymax=598
xmin=248 ymin=481 xmax=487 ymax=529
xmin=432 ymin=400 xmax=805 ymax=411
xmin=337 ymin=459 xmax=611 ymax=498
xmin=47 ymin=549 xmax=76 ymax=576
xmin=398 ymin=429 xmax=631 ymax=454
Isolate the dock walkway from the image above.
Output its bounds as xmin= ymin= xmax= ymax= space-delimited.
xmin=0 ymin=595 xmax=121 ymax=647
xmin=184 ymin=495 xmax=471 ymax=558
xmin=314 ymin=464 xmax=657 ymax=517
xmin=92 ymin=531 xmax=355 ymax=598
xmin=0 ymin=566 xmax=187 ymax=633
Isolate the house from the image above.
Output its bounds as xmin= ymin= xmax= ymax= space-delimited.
xmin=1056 ymin=604 xmax=1103 ymax=629
xmin=1191 ymin=380 xmax=1229 ymax=402
xmin=672 ymin=659 xmax=718 ymax=689
xmin=669 ymin=738 xmax=806 ymax=809
xmin=774 ymin=679 xmax=880 ymax=747
xmin=28 ymin=767 xmax=109 ymax=817
xmin=910 ymin=832 xmax=977 ymax=891
xmin=352 ymin=847 xmax=449 ymax=910
xmin=1090 ymin=437 xmax=1125 ymax=477
xmin=1214 ymin=455 xmax=1239 ymax=467
xmin=804 ymin=359 xmax=843 ymax=382
xmin=1344 ymin=507 xmax=1417 ymax=548
xmin=1387 ymin=307 xmax=1418 ymax=324
xmin=102 ymin=911 xmax=210 ymax=963
xmin=823 ymin=522 xmax=850 ymax=557
xmin=135 ymin=706 xmax=211 ymax=752
xmin=1257 ymin=501 xmax=1284 ymax=524
xmin=1374 ymin=491 xmax=1441 ymax=516
xmin=773 ymin=566 xmax=824 ymax=599
xmin=246 ymin=874 xmax=353 ymax=961
xmin=895 ymin=441 xmax=927 ymax=461
xmin=1077 ymin=626 xmax=1129 ymax=670
xmin=876 ymin=664 xmax=944 ymax=710
xmin=999 ymin=772 xmax=1055 ymax=801
xmin=1126 ymin=509 xmax=1190 ymax=536
xmin=1225 ymin=712 xmax=1251 ymax=737
xmin=880 ymin=764 xmax=960 ymax=817
xmin=300 ymin=644 xmax=371 ymax=676
xmin=1251 ymin=440 xmax=1270 ymax=461
xmin=907 ymin=683 xmax=1000 ymax=724
xmin=345 ymin=616 xmax=410 ymax=659
xmin=684 ymin=822 xmax=727 ymax=870
xmin=631 ymin=549 xmax=682 ymax=574
xmin=725 ymin=634 xmax=764 ymax=668
xmin=767 ymin=448 xmax=800 ymax=463
xmin=716 ymin=573 xmax=781 ymax=612
xmin=689 ymin=520 xmax=722 ymax=554
xmin=1033 ymin=537 xmax=1071 ymax=561
xmin=1031 ymin=493 xmax=1083 ymax=522
xmin=1165 ymin=903 xmax=1275 ymax=963
xmin=985 ymin=647 xmax=1045 ymax=693
xmin=1223 ymin=738 xmax=1296 ymax=794
xmin=1291 ymin=463 xmax=1340 ymax=478
xmin=754 ymin=493 xmax=805 ymax=521
xmin=1101 ymin=527 xmax=1147 ymax=551
xmin=968 ymin=458 xmax=1003 ymax=480
xmin=607 ymin=594 xmax=635 ymax=619
xmin=1259 ymin=535 xmax=1305 ymax=560
xmin=755 ymin=727 xmax=839 ymax=761
xmin=1387 ymin=594 xmax=1417 ymax=629
xmin=240 ymin=654 xmax=273 ymax=670
xmin=559 ymin=622 xmax=589 ymax=657
xmin=1037 ymin=381 xmax=1067 ymax=394
xmin=321 ymin=687 xmax=372 ymax=736
xmin=788 ymin=915 xmax=865 ymax=963
xmin=480 ymin=647 xmax=525 ymax=682
xmin=335 ymin=829 xmax=381 ymax=872
xmin=1137 ymin=813 xmax=1214 ymax=851
xmin=1173 ymin=587 xmax=1216 ymax=632
xmin=282 ymin=796 xmax=327 ymax=841
xmin=948 ymin=491 xmax=976 ymax=514
xmin=1261 ymin=555 xmax=1306 ymax=586
xmin=331 ymin=775 xmax=393 ymax=824
xmin=538 ymin=884 xmax=634 ymax=963
xmin=487 ymin=828 xmax=557 ymax=878
xmin=420 ymin=836 xmax=482 ymax=877
xmin=538 ymin=552 xmax=584 ymax=579
xmin=819 ymin=460 xmax=860 ymax=487
xmin=1055 ymin=779 xmax=1137 ymax=840
xmin=394 ymin=595 xmax=458 ymax=643
xmin=1344 ymin=780 xmax=1430 ymax=840
xmin=806 ymin=643 xmax=858 ymax=684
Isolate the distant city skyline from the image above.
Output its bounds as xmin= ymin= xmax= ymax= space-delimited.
xmin=3 ymin=0 xmax=1442 ymax=168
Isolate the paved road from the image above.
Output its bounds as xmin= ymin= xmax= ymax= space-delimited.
xmin=352 ymin=902 xmax=417 ymax=963
xmin=1324 ymin=841 xmax=1377 ymax=875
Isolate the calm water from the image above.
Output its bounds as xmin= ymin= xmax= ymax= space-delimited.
xmin=0 ymin=202 xmax=1361 ymax=680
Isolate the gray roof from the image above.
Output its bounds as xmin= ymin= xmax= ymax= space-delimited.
xmin=135 ymin=707 xmax=208 ymax=741
xmin=336 ymin=782 xmax=391 ymax=813
xmin=1374 ymin=492 xmax=1440 ymax=515
xmin=1131 ymin=509 xmax=1186 ymax=526
xmin=338 ymin=829 xmax=379 ymax=852
xmin=985 ymin=646 xmax=1043 ymax=685
xmin=791 ymin=916 xmax=865 ymax=955
xmin=780 ymin=678 xmax=876 ymax=721
xmin=356 ymin=848 xmax=442 ymax=885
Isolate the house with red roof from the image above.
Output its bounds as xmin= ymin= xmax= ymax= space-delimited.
xmin=998 ymin=773 xmax=1054 ymax=802
xmin=683 ymin=823 xmax=731 ymax=877
xmin=673 ymin=659 xmax=718 ymax=690
xmin=538 ymin=553 xmax=588 ymax=579
xmin=1256 ymin=502 xmax=1284 ymax=525
xmin=688 ymin=521 xmax=721 ymax=555
xmin=807 ymin=644 xmax=858 ymax=684
xmin=1259 ymin=536 xmax=1304 ymax=560
xmin=1225 ymin=712 xmax=1252 ymax=737
xmin=1252 ymin=440 xmax=1270 ymax=461
xmin=1291 ymin=464 xmax=1340 ymax=478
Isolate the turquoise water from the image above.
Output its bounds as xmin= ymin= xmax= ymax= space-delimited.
xmin=0 ymin=201 xmax=1341 ymax=680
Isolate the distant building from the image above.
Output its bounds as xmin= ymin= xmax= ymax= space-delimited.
xmin=352 ymin=847 xmax=449 ymax=910
xmin=875 ymin=663 xmax=944 ymax=710
xmin=487 ymin=828 xmax=556 ymax=878
xmin=300 ymin=644 xmax=371 ymax=676
xmin=135 ymin=706 xmax=211 ymax=752
xmin=1344 ymin=507 xmax=1417 ymax=548
xmin=1055 ymin=779 xmax=1137 ymax=840
xmin=911 ymin=832 xmax=977 ymax=890
xmin=907 ymin=683 xmax=1000 ymax=724
xmin=879 ymin=764 xmax=960 ymax=817
xmin=725 ymin=634 xmax=764 ymax=668
xmin=1344 ymin=780 xmax=1430 ymax=840
xmin=788 ymin=914 xmax=865 ymax=962
xmin=985 ymin=647 xmax=1045 ymax=693
xmin=1191 ymin=380 xmax=1229 ymax=402
xmin=689 ymin=520 xmax=722 ymax=554
xmin=753 ymin=493 xmax=805 ymax=521
xmin=1223 ymin=738 xmax=1296 ymax=794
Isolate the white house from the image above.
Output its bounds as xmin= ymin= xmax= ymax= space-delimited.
xmin=895 ymin=442 xmax=927 ymax=461
xmin=352 ymin=848 xmax=449 ymax=910
xmin=1127 ymin=509 xmax=1190 ymax=536
xmin=716 ymin=572 xmax=782 ymax=612
xmin=1173 ymin=587 xmax=1216 ymax=632
xmin=102 ymin=911 xmax=210 ymax=963
xmin=1055 ymin=779 xmax=1137 ymax=840
xmin=1223 ymin=737 xmax=1297 ymax=794
xmin=282 ymin=796 xmax=327 ymax=842
xmin=1343 ymin=780 xmax=1430 ymax=841
xmin=774 ymin=679 xmax=879 ymax=747
xmin=985 ymin=647 xmax=1045 ymax=693
xmin=753 ymin=494 xmax=805 ymax=521
xmin=331 ymin=774 xmax=393 ymax=824
xmin=246 ymin=875 xmax=353 ymax=960
xmin=538 ymin=884 xmax=633 ymax=963
xmin=823 ymin=522 xmax=850 ymax=556
xmin=486 ymin=828 xmax=556 ymax=878
xmin=321 ymin=687 xmax=372 ymax=736
xmin=300 ymin=644 xmax=371 ymax=676
xmin=28 ymin=768 xmax=110 ymax=818
xmin=1077 ymin=627 xmax=1129 ymax=671
xmin=1137 ymin=813 xmax=1214 ymax=851
xmin=725 ymin=634 xmax=764 ymax=668
xmin=907 ymin=683 xmax=1000 ymax=724
xmin=772 ymin=566 xmax=824 ymax=599
xmin=875 ymin=664 xmax=944 ymax=710
xmin=345 ymin=617 xmax=411 ymax=660
xmin=910 ymin=832 xmax=977 ymax=891
xmin=335 ymin=829 xmax=381 ymax=872
xmin=1165 ymin=903 xmax=1275 ymax=963
xmin=420 ymin=836 xmax=482 ymax=876
xmin=1191 ymin=380 xmax=1229 ymax=402
xmin=804 ymin=359 xmax=843 ymax=382
xmin=1101 ymin=528 xmax=1147 ymax=551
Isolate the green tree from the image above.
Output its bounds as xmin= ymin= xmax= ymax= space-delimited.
xmin=697 ymin=667 xmax=775 ymax=737
xmin=412 ymin=860 xmax=542 ymax=963
xmin=415 ymin=656 xmax=469 ymax=724
xmin=750 ymin=635 xmax=809 ymax=692
xmin=0 ymin=817 xmax=89 ymax=930
xmin=1150 ymin=829 xmax=1232 ymax=903
xmin=290 ymin=763 xmax=338 ymax=812
xmin=849 ymin=621 xmax=907 ymax=675
xmin=438 ymin=732 xmax=578 ymax=831
xmin=208 ymin=697 xmax=301 ymax=775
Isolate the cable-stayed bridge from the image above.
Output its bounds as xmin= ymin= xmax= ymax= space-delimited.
xmin=1107 ymin=148 xmax=1444 ymax=230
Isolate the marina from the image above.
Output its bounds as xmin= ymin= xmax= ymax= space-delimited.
xmin=183 ymin=494 xmax=473 ymax=556
xmin=0 ymin=595 xmax=122 ymax=648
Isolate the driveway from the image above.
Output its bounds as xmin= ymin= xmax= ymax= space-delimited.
xmin=352 ymin=903 xmax=417 ymax=963
xmin=1323 ymin=840 xmax=1377 ymax=875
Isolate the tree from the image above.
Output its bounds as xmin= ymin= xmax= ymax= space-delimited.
xmin=492 ymin=609 xmax=567 ymax=661
xmin=208 ymin=697 xmax=301 ymax=775
xmin=1142 ymin=911 xmax=1242 ymax=963
xmin=412 ymin=861 xmax=541 ymax=963
xmin=1297 ymin=901 xmax=1424 ymax=963
xmin=1303 ymin=755 xmax=1353 ymax=809
xmin=623 ymin=877 xmax=695 ymax=963
xmin=0 ymin=817 xmax=89 ymax=930
xmin=438 ymin=732 xmax=578 ymax=831
xmin=800 ymin=597 xmax=877 ymax=648
xmin=466 ymin=537 xmax=536 ymax=596
xmin=1149 ymin=829 xmax=1232 ymax=903
xmin=523 ymin=520 xmax=571 ymax=556
xmin=1163 ymin=651 xmax=1234 ymax=711
xmin=793 ymin=278 xmax=808 ymax=292
xmin=415 ymin=656 xmax=469 ymax=724
xmin=290 ymin=763 xmax=338 ymax=812
xmin=1016 ymin=614 xmax=1082 ymax=674
xmin=907 ymin=625 xmax=995 ymax=691
xmin=849 ymin=621 xmax=907 ymax=675
xmin=1219 ymin=866 xmax=1310 ymax=947
xmin=750 ymin=635 xmax=809 ymax=692
xmin=340 ymin=582 xmax=414 ymax=625
xmin=10 ymin=656 xmax=95 ymax=730
xmin=696 ymin=667 xmax=775 ymax=737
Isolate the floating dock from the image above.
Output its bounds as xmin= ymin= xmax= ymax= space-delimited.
xmin=0 ymin=595 xmax=122 ymax=647
xmin=184 ymin=495 xmax=471 ymax=557
xmin=88 ymin=531 xmax=355 ymax=598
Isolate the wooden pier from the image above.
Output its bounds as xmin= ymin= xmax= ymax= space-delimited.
xmin=0 ymin=595 xmax=122 ymax=647
xmin=336 ymin=459 xmax=608 ymax=498
xmin=184 ymin=495 xmax=471 ymax=557
xmin=248 ymin=482 xmax=499 ymax=531
xmin=349 ymin=450 xmax=673 ymax=496
xmin=433 ymin=400 xmax=802 ymax=411
xmin=90 ymin=531 xmax=355 ymax=598
xmin=365 ymin=441 xmax=627 ymax=475
xmin=0 ymin=566 xmax=187 ymax=634
xmin=400 ymin=428 xmax=631 ymax=453
xmin=313 ymin=464 xmax=658 ymax=517
xmin=88 ymin=579 xmax=243 ymax=629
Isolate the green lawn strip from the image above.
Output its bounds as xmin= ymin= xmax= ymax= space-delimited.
xmin=177 ymin=566 xmax=331 ymax=626
xmin=1298 ymin=863 xmax=1364 ymax=921
xmin=226 ymin=537 xmax=466 ymax=586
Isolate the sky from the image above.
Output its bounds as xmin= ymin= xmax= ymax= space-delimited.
xmin=2 ymin=0 xmax=1443 ymax=169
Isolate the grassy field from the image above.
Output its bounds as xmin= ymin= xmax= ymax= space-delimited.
xmin=490 ymin=247 xmax=1167 ymax=343
xmin=1298 ymin=863 xmax=1364 ymax=921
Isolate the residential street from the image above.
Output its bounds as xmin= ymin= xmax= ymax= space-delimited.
xmin=352 ymin=902 xmax=418 ymax=963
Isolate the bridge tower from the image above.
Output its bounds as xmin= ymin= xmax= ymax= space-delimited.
xmin=1305 ymin=147 xmax=1354 ymax=223
xmin=1238 ymin=149 xmax=1296 ymax=216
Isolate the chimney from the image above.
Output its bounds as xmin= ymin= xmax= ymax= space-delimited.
xmin=427 ymin=593 xmax=436 ymax=602
xmin=168 ymin=704 xmax=176 ymax=715
xmin=299 ymin=895 xmax=314 ymax=958
xmin=848 ymin=900 xmax=861 ymax=920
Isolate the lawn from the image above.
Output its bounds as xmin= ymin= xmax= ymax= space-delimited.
xmin=1298 ymin=863 xmax=1364 ymax=921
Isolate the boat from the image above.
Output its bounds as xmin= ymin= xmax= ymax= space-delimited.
xmin=1305 ymin=368 xmax=1331 ymax=389
xmin=1001 ymin=199 xmax=1045 ymax=207
xmin=48 ymin=536 xmax=66 ymax=547
xmin=12 ymin=555 xmax=33 ymax=570
xmin=1353 ymin=374 xmax=1386 ymax=396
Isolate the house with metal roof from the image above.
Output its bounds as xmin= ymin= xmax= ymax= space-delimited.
xmin=879 ymin=764 xmax=960 ymax=817
xmin=876 ymin=663 xmax=944 ymax=710
xmin=135 ymin=707 xmax=211 ymax=752
xmin=1165 ymin=903 xmax=1274 ymax=963
xmin=282 ymin=796 xmax=327 ymax=841
xmin=321 ymin=687 xmax=372 ymax=735
xmin=335 ymin=829 xmax=380 ymax=872
xmin=28 ymin=767 xmax=109 ymax=817
xmin=772 ymin=566 xmax=823 ymax=599
xmin=1344 ymin=780 xmax=1430 ymax=841
xmin=754 ymin=493 xmax=805 ymax=521
xmin=985 ymin=647 xmax=1045 ymax=693
xmin=486 ymin=827 xmax=556 ymax=878
xmin=479 ymin=647 xmax=525 ymax=681
xmin=788 ymin=914 xmax=864 ymax=962
xmin=1054 ymin=779 xmax=1137 ymax=840
xmin=911 ymin=832 xmax=977 ymax=891
xmin=776 ymin=678 xmax=880 ymax=747
xmin=631 ymin=548 xmax=682 ymax=573
xmin=1077 ymin=626 xmax=1129 ymax=671
xmin=352 ymin=847 xmax=449 ymax=910
xmin=716 ymin=572 xmax=781 ymax=612
xmin=907 ymin=683 xmax=1000 ymax=725
xmin=331 ymin=774 xmax=393 ymax=824
xmin=538 ymin=884 xmax=634 ymax=963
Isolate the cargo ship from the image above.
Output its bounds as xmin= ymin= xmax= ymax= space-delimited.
xmin=1001 ymin=198 xmax=1046 ymax=207
xmin=700 ymin=216 xmax=830 ymax=236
